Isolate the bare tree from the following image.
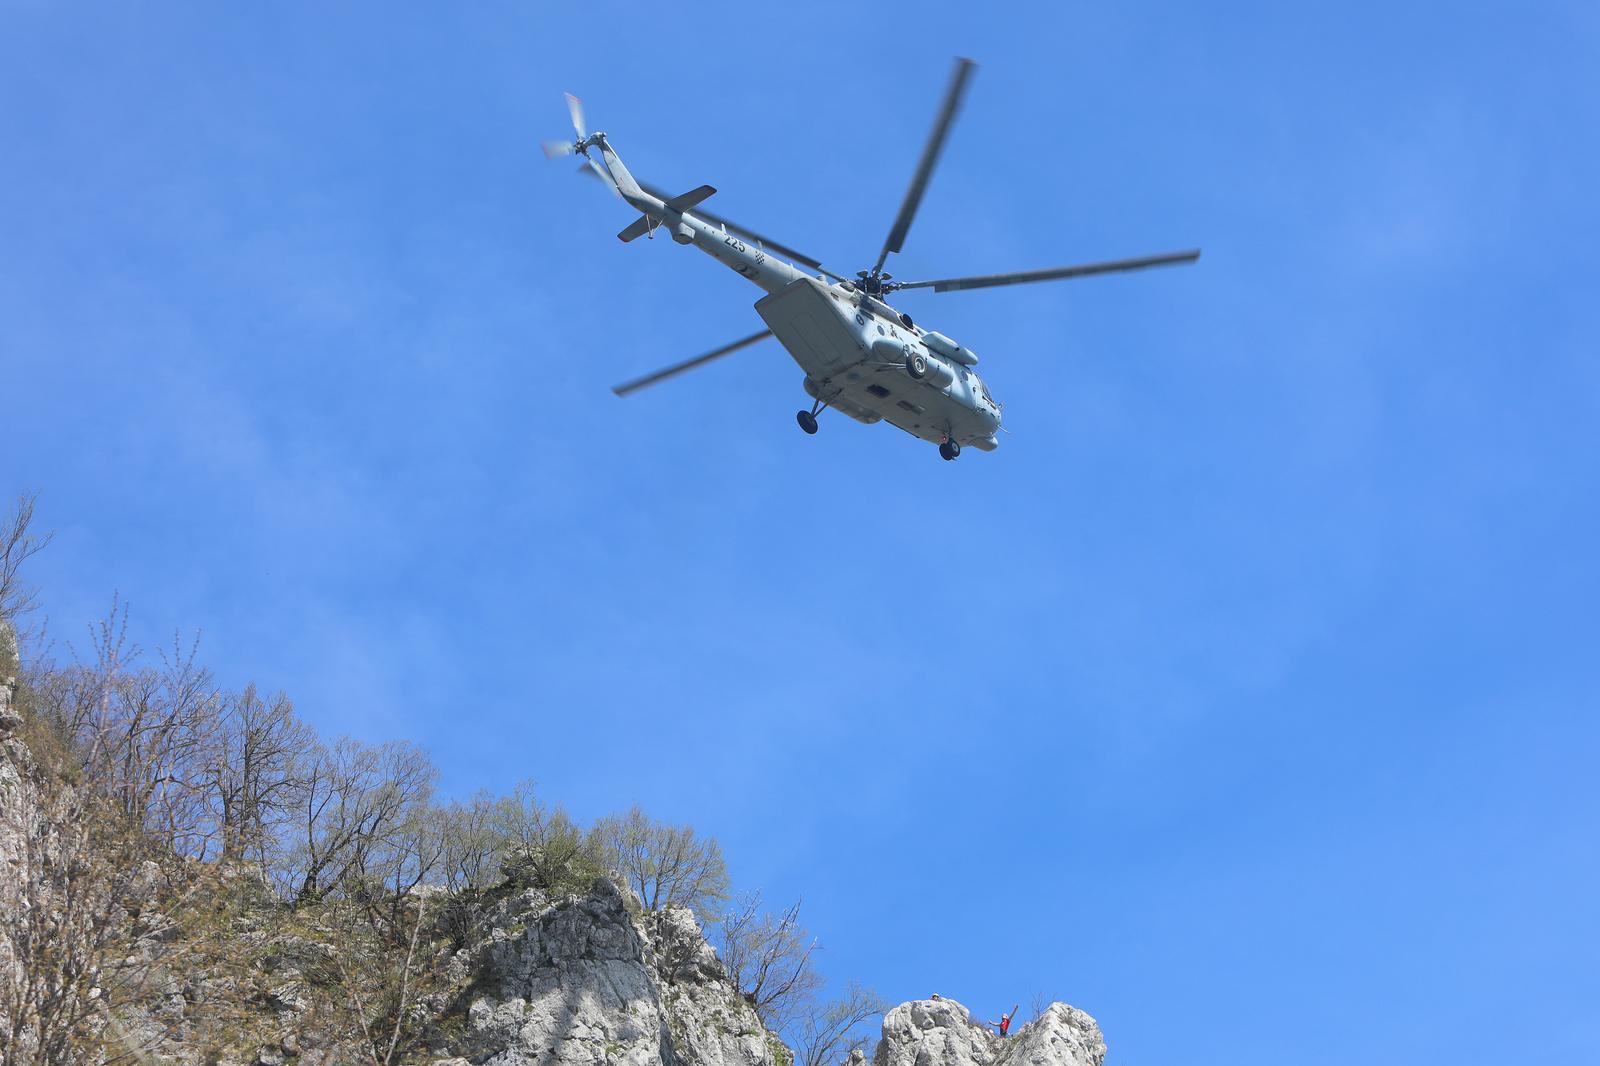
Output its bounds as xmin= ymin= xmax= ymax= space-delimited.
xmin=200 ymin=685 xmax=314 ymax=867
xmin=717 ymin=892 xmax=825 ymax=1030
xmin=23 ymin=600 xmax=220 ymax=857
xmin=133 ymin=634 xmax=224 ymax=857
xmin=0 ymin=493 xmax=53 ymax=630
xmin=364 ymin=798 xmax=447 ymax=938
xmin=589 ymin=804 xmax=729 ymax=914
xmin=434 ymin=792 xmax=506 ymax=945
xmin=344 ymin=741 xmax=438 ymax=895
xmin=795 ymin=983 xmax=888 ymax=1066
xmin=287 ymin=737 xmax=436 ymax=903
xmin=438 ymin=790 xmax=502 ymax=894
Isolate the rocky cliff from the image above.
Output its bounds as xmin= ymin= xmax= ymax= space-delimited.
xmin=0 ymin=617 xmax=1110 ymax=1066
xmin=440 ymin=878 xmax=783 ymax=1066
xmin=871 ymin=998 xmax=1104 ymax=1066
xmin=1 ymin=618 xmax=34 ymax=1046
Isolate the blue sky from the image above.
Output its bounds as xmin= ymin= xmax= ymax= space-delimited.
xmin=4 ymin=2 xmax=1598 ymax=1063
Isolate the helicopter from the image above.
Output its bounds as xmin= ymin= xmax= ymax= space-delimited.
xmin=543 ymin=58 xmax=1199 ymax=461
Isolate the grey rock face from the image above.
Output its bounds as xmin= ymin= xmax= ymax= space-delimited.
xmin=993 ymin=1004 xmax=1105 ymax=1066
xmin=0 ymin=618 xmax=19 ymax=731
xmin=871 ymin=999 xmax=1106 ymax=1066
xmin=461 ymin=877 xmax=779 ymax=1066
xmin=0 ymin=621 xmax=34 ymax=1048
xmin=0 ymin=618 xmax=17 ymax=676
xmin=648 ymin=905 xmax=776 ymax=1066
xmin=874 ymin=998 xmax=997 ymax=1066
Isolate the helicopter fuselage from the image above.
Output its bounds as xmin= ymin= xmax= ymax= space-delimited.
xmin=605 ymin=142 xmax=1002 ymax=451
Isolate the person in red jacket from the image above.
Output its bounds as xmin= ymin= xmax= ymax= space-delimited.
xmin=987 ymin=1005 xmax=1019 ymax=1038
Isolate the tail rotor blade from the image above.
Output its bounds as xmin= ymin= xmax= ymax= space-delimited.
xmin=542 ymin=139 xmax=576 ymax=159
xmin=583 ymin=157 xmax=621 ymax=197
xmin=565 ymin=92 xmax=587 ymax=140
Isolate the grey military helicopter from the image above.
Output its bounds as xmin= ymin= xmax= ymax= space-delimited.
xmin=544 ymin=58 xmax=1198 ymax=461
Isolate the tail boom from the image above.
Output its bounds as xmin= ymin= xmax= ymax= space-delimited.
xmin=589 ymin=134 xmax=810 ymax=294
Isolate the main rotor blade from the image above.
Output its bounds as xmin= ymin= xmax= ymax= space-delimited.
xmin=565 ymin=92 xmax=587 ymax=140
xmin=895 ymin=249 xmax=1202 ymax=293
xmin=872 ymin=57 xmax=978 ymax=275
xmin=611 ymin=329 xmax=773 ymax=397
xmin=634 ymin=179 xmax=838 ymax=276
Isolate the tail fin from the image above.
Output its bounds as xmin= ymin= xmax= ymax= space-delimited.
xmin=594 ymin=136 xmax=647 ymax=203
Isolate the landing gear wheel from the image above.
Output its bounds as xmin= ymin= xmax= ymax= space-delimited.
xmin=796 ymin=410 xmax=819 ymax=435
xmin=939 ymin=440 xmax=961 ymax=461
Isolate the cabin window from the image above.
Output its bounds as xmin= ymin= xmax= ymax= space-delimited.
xmin=876 ymin=324 xmax=885 ymax=335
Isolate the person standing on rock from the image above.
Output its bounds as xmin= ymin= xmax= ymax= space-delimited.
xmin=988 ymin=1005 xmax=1019 ymax=1037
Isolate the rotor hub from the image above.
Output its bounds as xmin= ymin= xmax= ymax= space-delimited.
xmin=856 ymin=270 xmax=899 ymax=297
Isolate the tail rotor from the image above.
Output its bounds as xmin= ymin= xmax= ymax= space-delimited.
xmin=541 ymin=92 xmax=619 ymax=195
xmin=541 ymin=92 xmax=592 ymax=159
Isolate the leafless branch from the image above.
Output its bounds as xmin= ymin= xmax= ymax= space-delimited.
xmin=0 ymin=493 xmax=54 ymax=628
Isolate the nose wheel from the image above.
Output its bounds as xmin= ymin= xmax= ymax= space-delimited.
xmin=939 ymin=439 xmax=961 ymax=461
xmin=797 ymin=397 xmax=828 ymax=436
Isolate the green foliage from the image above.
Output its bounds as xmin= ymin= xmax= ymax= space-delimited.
xmin=494 ymin=783 xmax=606 ymax=897
xmin=10 ymin=670 xmax=82 ymax=786
xmin=768 ymin=1031 xmax=797 ymax=1066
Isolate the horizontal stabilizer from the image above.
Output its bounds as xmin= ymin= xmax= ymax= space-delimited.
xmin=665 ymin=184 xmax=716 ymax=212
xmin=617 ymin=215 xmax=651 ymax=243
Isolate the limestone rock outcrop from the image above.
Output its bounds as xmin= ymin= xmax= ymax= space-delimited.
xmin=458 ymin=877 xmax=779 ymax=1066
xmin=0 ymin=619 xmax=34 ymax=1047
xmin=874 ymin=998 xmax=996 ymax=1066
xmin=0 ymin=619 xmax=19 ymax=730
xmin=993 ymin=1004 xmax=1106 ymax=1066
xmin=871 ymin=998 xmax=1105 ymax=1066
